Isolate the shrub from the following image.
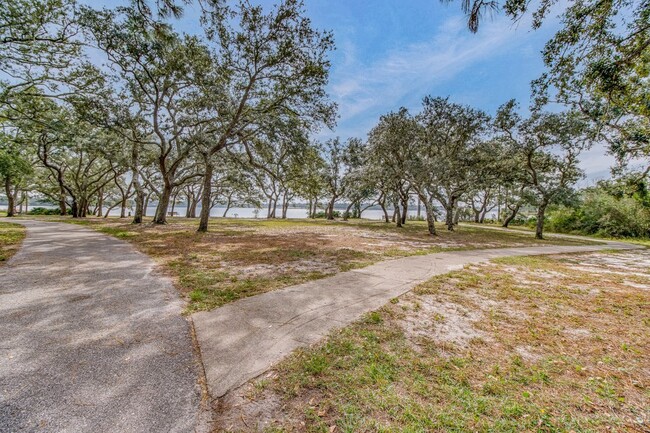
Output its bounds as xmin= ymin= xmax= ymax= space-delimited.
xmin=408 ymin=215 xmax=425 ymax=221
xmin=547 ymin=189 xmax=650 ymax=238
xmin=27 ymin=207 xmax=65 ymax=216
xmin=313 ymin=210 xmax=341 ymax=219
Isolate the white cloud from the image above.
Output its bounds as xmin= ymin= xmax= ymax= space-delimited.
xmin=327 ymin=14 xmax=534 ymax=125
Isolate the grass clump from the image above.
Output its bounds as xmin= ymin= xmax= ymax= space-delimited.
xmin=0 ymin=221 xmax=26 ymax=264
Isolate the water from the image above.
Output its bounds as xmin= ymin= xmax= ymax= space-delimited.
xmin=22 ymin=204 xmax=426 ymax=221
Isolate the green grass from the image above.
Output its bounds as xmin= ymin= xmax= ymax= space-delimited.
xmin=465 ymin=221 xmax=650 ymax=247
xmin=0 ymin=221 xmax=26 ymax=264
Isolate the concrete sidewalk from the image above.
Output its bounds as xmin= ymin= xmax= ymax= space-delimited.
xmin=193 ymin=240 xmax=642 ymax=398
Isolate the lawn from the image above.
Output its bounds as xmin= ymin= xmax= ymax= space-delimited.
xmin=217 ymin=250 xmax=650 ymax=432
xmin=463 ymin=222 xmax=650 ymax=248
xmin=0 ymin=221 xmax=26 ymax=264
xmin=36 ymin=216 xmax=595 ymax=312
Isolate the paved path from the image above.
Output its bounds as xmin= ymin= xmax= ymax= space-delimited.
xmin=0 ymin=220 xmax=207 ymax=433
xmin=193 ymin=239 xmax=643 ymax=398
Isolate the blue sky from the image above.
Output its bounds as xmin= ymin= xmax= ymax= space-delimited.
xmin=93 ymin=0 xmax=612 ymax=181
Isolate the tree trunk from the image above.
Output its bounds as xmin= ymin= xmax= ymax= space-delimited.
xmin=185 ymin=190 xmax=192 ymax=218
xmin=79 ymin=197 xmax=88 ymax=218
xmin=421 ymin=197 xmax=437 ymax=236
xmin=133 ymin=191 xmax=144 ymax=223
xmin=96 ymin=189 xmax=103 ymax=217
xmin=394 ymin=201 xmax=402 ymax=228
xmin=280 ymin=191 xmax=288 ymax=219
xmin=445 ymin=204 xmax=455 ymax=231
xmin=401 ymin=199 xmax=408 ymax=225
xmin=312 ymin=199 xmax=319 ymax=218
xmin=535 ymin=201 xmax=548 ymax=239
xmin=281 ymin=198 xmax=287 ymax=219
xmin=270 ymin=197 xmax=277 ymax=219
xmin=266 ymin=197 xmax=273 ymax=218
xmin=379 ymin=199 xmax=389 ymax=223
xmin=171 ymin=191 xmax=178 ymax=217
xmin=104 ymin=202 xmax=120 ymax=218
xmin=197 ymin=159 xmax=213 ymax=233
xmin=130 ymin=144 xmax=144 ymax=223
xmin=4 ymin=178 xmax=15 ymax=217
xmin=70 ymin=199 xmax=79 ymax=218
xmin=143 ymin=192 xmax=151 ymax=217
xmin=58 ymin=195 xmax=67 ymax=216
xmin=343 ymin=201 xmax=354 ymax=221
xmin=121 ymin=183 xmax=132 ymax=219
xmin=327 ymin=196 xmax=336 ymax=220
xmin=154 ymin=183 xmax=172 ymax=224
xmin=188 ymin=187 xmax=200 ymax=218
xmin=502 ymin=204 xmax=520 ymax=228
xmin=222 ymin=196 xmax=232 ymax=218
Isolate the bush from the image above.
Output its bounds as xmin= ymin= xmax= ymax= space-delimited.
xmin=27 ymin=207 xmax=64 ymax=216
xmin=503 ymin=214 xmax=528 ymax=226
xmin=524 ymin=215 xmax=538 ymax=229
xmin=547 ymin=189 xmax=650 ymax=238
xmin=313 ymin=210 xmax=341 ymax=219
xmin=408 ymin=215 xmax=425 ymax=221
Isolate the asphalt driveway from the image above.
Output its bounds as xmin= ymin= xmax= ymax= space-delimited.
xmin=0 ymin=220 xmax=207 ymax=433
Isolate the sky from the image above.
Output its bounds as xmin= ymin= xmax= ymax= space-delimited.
xmin=93 ymin=0 xmax=614 ymax=182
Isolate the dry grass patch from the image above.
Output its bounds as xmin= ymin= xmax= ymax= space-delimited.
xmin=216 ymin=249 xmax=650 ymax=432
xmin=36 ymin=216 xmax=595 ymax=312
xmin=0 ymin=221 xmax=26 ymax=264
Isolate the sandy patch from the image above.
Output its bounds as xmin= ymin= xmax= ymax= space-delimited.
xmin=398 ymin=296 xmax=488 ymax=350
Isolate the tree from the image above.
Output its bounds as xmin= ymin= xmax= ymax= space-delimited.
xmin=415 ymin=96 xmax=490 ymax=231
xmin=339 ymin=138 xmax=372 ymax=220
xmin=35 ymin=117 xmax=122 ymax=218
xmin=532 ymin=0 xmax=650 ymax=180
xmin=496 ymin=101 xmax=591 ymax=238
xmin=291 ymin=145 xmax=326 ymax=218
xmin=446 ymin=0 xmax=650 ymax=178
xmin=81 ymin=6 xmax=211 ymax=224
xmin=323 ymin=137 xmax=350 ymax=220
xmin=237 ymin=119 xmax=313 ymax=219
xmin=0 ymin=0 xmax=81 ymax=111
xmin=191 ymin=0 xmax=335 ymax=232
xmin=467 ymin=139 xmax=510 ymax=223
xmin=367 ymin=108 xmax=420 ymax=229
xmin=0 ymin=132 xmax=31 ymax=217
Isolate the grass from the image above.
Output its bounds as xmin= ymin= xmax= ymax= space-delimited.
xmin=0 ymin=221 xmax=26 ymax=264
xmin=28 ymin=215 xmax=597 ymax=312
xmin=223 ymin=250 xmax=650 ymax=432
xmin=465 ymin=222 xmax=650 ymax=248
